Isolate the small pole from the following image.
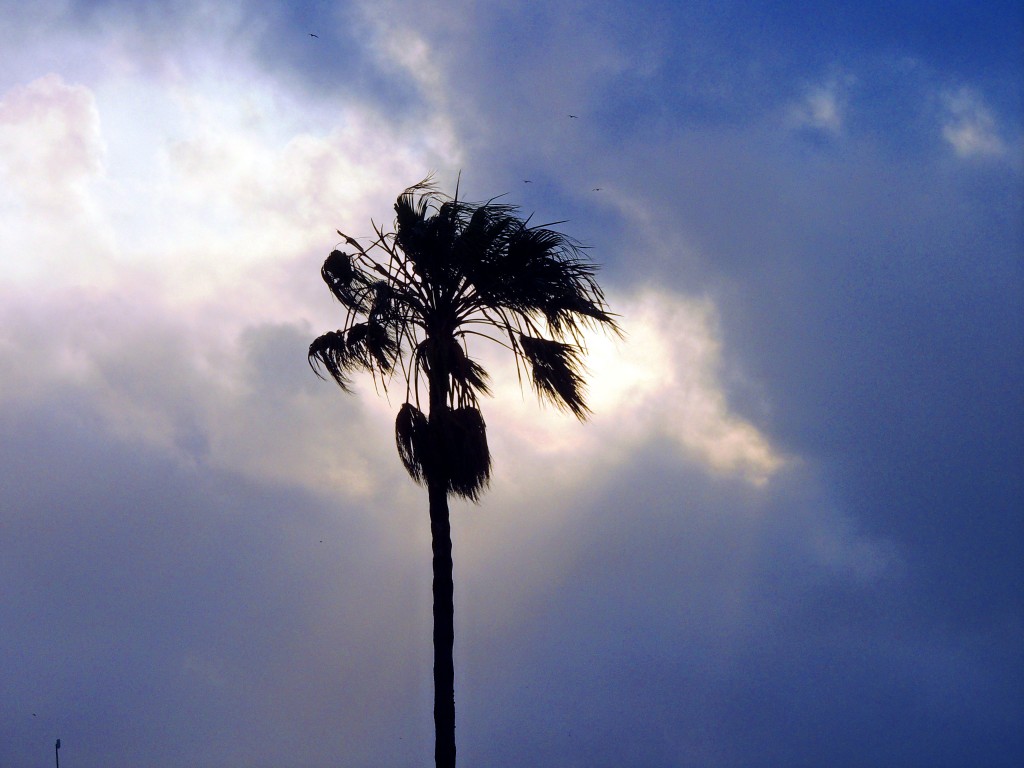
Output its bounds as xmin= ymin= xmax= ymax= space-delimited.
xmin=55 ymin=738 xmax=60 ymax=768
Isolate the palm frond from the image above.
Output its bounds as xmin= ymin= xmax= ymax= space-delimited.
xmin=459 ymin=223 xmax=618 ymax=340
xmin=444 ymin=340 xmax=490 ymax=403
xmin=321 ymin=250 xmax=370 ymax=311
xmin=394 ymin=185 xmax=432 ymax=263
xmin=308 ymin=331 xmax=354 ymax=391
xmin=518 ymin=334 xmax=590 ymax=419
xmin=346 ymin=321 xmax=397 ymax=372
xmin=452 ymin=352 xmax=491 ymax=400
xmin=369 ymin=280 xmax=394 ymax=320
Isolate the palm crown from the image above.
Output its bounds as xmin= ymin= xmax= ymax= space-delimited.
xmin=309 ymin=179 xmax=619 ymax=500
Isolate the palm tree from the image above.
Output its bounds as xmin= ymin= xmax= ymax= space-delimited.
xmin=309 ymin=179 xmax=618 ymax=767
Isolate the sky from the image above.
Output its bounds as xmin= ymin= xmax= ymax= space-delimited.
xmin=1 ymin=1 xmax=1021 ymax=766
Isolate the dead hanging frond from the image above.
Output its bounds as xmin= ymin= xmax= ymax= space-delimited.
xmin=412 ymin=337 xmax=490 ymax=408
xmin=443 ymin=339 xmax=491 ymax=405
xmin=395 ymin=403 xmax=491 ymax=500
xmin=518 ymin=335 xmax=589 ymax=419
xmin=432 ymin=406 xmax=491 ymax=501
xmin=396 ymin=402 xmax=431 ymax=484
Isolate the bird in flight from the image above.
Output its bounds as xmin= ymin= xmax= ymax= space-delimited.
xmin=568 ymin=114 xmax=578 ymax=119
xmin=523 ymin=180 xmax=532 ymax=183
xmin=593 ymin=188 xmax=602 ymax=191
xmin=309 ymin=33 xmax=319 ymax=38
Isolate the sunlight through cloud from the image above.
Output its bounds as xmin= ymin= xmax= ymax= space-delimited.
xmin=484 ymin=289 xmax=784 ymax=486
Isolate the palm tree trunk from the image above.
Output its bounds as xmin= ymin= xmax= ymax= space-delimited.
xmin=427 ymin=341 xmax=456 ymax=768
xmin=429 ymin=478 xmax=456 ymax=768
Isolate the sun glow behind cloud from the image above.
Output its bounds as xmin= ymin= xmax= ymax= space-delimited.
xmin=477 ymin=289 xmax=784 ymax=488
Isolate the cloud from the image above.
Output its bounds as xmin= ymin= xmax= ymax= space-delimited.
xmin=787 ymin=77 xmax=853 ymax=135
xmin=452 ymin=450 xmax=920 ymax=767
xmin=0 ymin=56 xmax=793 ymax=730
xmin=0 ymin=74 xmax=104 ymax=205
xmin=942 ymin=87 xmax=1008 ymax=158
xmin=1 ymin=2 xmax=1021 ymax=765
xmin=0 ymin=397 xmax=436 ymax=767
xmin=476 ymin=289 xmax=784 ymax=488
xmin=0 ymin=57 xmax=462 ymax=518
xmin=0 ymin=59 xmax=459 ymax=321
xmin=0 ymin=75 xmax=118 ymax=297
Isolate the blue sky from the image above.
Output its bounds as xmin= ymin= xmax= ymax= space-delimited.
xmin=1 ymin=1 xmax=1021 ymax=766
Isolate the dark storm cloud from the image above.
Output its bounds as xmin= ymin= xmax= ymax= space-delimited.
xmin=454 ymin=444 xmax=1023 ymax=766
xmin=0 ymin=394 xmax=436 ymax=767
xmin=557 ymin=102 xmax=1024 ymax=765
xmin=612 ymin=124 xmax=1024 ymax=626
xmin=245 ymin=0 xmax=425 ymax=113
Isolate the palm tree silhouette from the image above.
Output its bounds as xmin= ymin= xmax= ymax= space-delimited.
xmin=309 ymin=179 xmax=618 ymax=767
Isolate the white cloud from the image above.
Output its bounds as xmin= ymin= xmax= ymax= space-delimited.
xmin=0 ymin=73 xmax=104 ymax=203
xmin=806 ymin=87 xmax=841 ymax=133
xmin=942 ymin=87 xmax=1007 ymax=158
xmin=0 ymin=75 xmax=118 ymax=291
xmin=0 ymin=59 xmax=461 ymax=501
xmin=0 ymin=62 xmax=459 ymax=314
xmin=476 ymin=288 xmax=784 ymax=488
xmin=789 ymin=78 xmax=848 ymax=134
